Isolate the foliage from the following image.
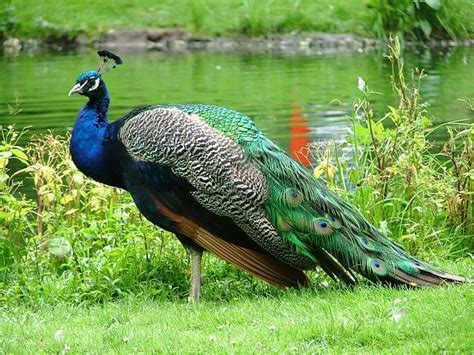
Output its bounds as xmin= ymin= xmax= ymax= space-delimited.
xmin=8 ymin=0 xmax=473 ymax=41
xmin=0 ymin=129 xmax=283 ymax=305
xmin=0 ymin=125 xmax=34 ymax=289
xmin=310 ymin=36 xmax=473 ymax=258
xmin=7 ymin=0 xmax=366 ymax=39
xmin=367 ymin=0 xmax=473 ymax=41
xmin=0 ymin=1 xmax=19 ymax=40
xmin=190 ymin=0 xmax=208 ymax=33
xmin=6 ymin=0 xmax=365 ymax=39
xmin=459 ymin=97 xmax=474 ymax=112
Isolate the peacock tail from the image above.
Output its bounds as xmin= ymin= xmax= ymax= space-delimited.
xmin=173 ymin=104 xmax=465 ymax=286
xmin=118 ymin=103 xmax=465 ymax=287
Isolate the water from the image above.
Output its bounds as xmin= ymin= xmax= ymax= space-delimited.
xmin=1 ymin=48 xmax=473 ymax=166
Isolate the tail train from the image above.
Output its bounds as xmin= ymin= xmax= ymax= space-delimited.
xmin=247 ymin=132 xmax=466 ymax=288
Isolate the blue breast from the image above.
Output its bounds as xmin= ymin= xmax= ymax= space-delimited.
xmin=70 ymin=106 xmax=123 ymax=188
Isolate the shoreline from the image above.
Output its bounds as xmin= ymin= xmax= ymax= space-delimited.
xmin=3 ymin=29 xmax=474 ymax=56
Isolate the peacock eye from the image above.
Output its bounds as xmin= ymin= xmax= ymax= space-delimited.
xmin=319 ymin=221 xmax=328 ymax=228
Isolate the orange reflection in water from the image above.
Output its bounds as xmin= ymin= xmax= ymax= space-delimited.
xmin=289 ymin=97 xmax=311 ymax=167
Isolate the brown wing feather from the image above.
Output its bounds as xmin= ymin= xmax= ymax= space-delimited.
xmin=156 ymin=199 xmax=309 ymax=288
xmin=194 ymin=227 xmax=309 ymax=287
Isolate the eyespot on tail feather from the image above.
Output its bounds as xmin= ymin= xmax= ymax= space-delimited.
xmin=367 ymin=257 xmax=388 ymax=276
xmin=357 ymin=236 xmax=382 ymax=253
xmin=284 ymin=188 xmax=303 ymax=207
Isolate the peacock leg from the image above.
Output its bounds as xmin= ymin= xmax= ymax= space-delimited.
xmin=189 ymin=247 xmax=203 ymax=302
xmin=174 ymin=234 xmax=204 ymax=302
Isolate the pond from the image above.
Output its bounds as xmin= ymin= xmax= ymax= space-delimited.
xmin=1 ymin=47 xmax=473 ymax=166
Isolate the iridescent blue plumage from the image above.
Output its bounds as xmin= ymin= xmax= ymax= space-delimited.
xmin=69 ymin=70 xmax=122 ymax=187
xmin=76 ymin=70 xmax=101 ymax=83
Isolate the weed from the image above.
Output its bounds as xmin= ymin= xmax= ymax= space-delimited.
xmin=0 ymin=124 xmax=34 ymax=288
xmin=0 ymin=128 xmax=280 ymax=305
xmin=367 ymin=0 xmax=473 ymax=41
xmin=310 ymin=36 xmax=473 ymax=257
xmin=0 ymin=1 xmax=19 ymax=40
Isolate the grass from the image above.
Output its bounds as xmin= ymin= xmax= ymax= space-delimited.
xmin=5 ymin=0 xmax=368 ymax=39
xmin=1 ymin=269 xmax=473 ymax=353
xmin=2 ymin=0 xmax=474 ymax=41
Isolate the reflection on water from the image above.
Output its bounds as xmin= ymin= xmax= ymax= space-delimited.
xmin=1 ymin=48 xmax=473 ymax=167
xmin=289 ymin=90 xmax=311 ymax=166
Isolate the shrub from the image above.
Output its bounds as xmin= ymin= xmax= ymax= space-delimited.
xmin=310 ymin=36 xmax=473 ymax=257
xmin=368 ymin=0 xmax=473 ymax=41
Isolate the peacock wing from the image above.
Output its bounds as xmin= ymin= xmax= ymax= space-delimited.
xmin=117 ymin=106 xmax=315 ymax=271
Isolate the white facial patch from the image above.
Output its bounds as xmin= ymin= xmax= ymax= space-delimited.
xmin=89 ymin=78 xmax=100 ymax=91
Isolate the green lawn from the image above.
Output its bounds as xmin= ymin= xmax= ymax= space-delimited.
xmin=8 ymin=0 xmax=370 ymax=38
xmin=1 ymin=260 xmax=473 ymax=353
xmin=7 ymin=0 xmax=474 ymax=40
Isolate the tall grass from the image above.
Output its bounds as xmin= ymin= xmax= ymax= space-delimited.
xmin=309 ymin=36 xmax=473 ymax=258
xmin=6 ymin=0 xmax=474 ymax=41
xmin=368 ymin=0 xmax=474 ymax=41
xmin=0 ymin=128 xmax=280 ymax=305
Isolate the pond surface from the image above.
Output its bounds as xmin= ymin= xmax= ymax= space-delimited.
xmin=1 ymin=47 xmax=473 ymax=165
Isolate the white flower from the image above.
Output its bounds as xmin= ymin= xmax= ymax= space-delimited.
xmin=357 ymin=77 xmax=366 ymax=92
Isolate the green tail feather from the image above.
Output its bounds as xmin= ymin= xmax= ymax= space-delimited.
xmin=246 ymin=131 xmax=465 ymax=286
xmin=179 ymin=104 xmax=465 ymax=286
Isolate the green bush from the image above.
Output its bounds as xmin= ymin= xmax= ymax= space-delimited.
xmin=368 ymin=0 xmax=474 ymax=41
xmin=310 ymin=37 xmax=473 ymax=257
xmin=0 ymin=2 xmax=19 ymax=40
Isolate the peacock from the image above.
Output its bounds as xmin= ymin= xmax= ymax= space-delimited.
xmin=68 ymin=50 xmax=465 ymax=301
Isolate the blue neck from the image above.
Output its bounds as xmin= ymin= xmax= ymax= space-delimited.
xmin=70 ymin=87 xmax=123 ymax=187
xmin=88 ymin=84 xmax=110 ymax=120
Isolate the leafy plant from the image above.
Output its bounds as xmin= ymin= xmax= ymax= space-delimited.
xmin=310 ymin=36 xmax=473 ymax=257
xmin=0 ymin=1 xmax=19 ymax=40
xmin=0 ymin=124 xmax=34 ymax=288
xmin=367 ymin=0 xmax=465 ymax=41
xmin=0 ymin=126 xmax=282 ymax=305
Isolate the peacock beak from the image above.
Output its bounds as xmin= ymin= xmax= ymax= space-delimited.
xmin=68 ymin=81 xmax=87 ymax=96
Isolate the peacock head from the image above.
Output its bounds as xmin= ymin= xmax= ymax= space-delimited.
xmin=68 ymin=70 xmax=104 ymax=98
xmin=68 ymin=50 xmax=122 ymax=99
